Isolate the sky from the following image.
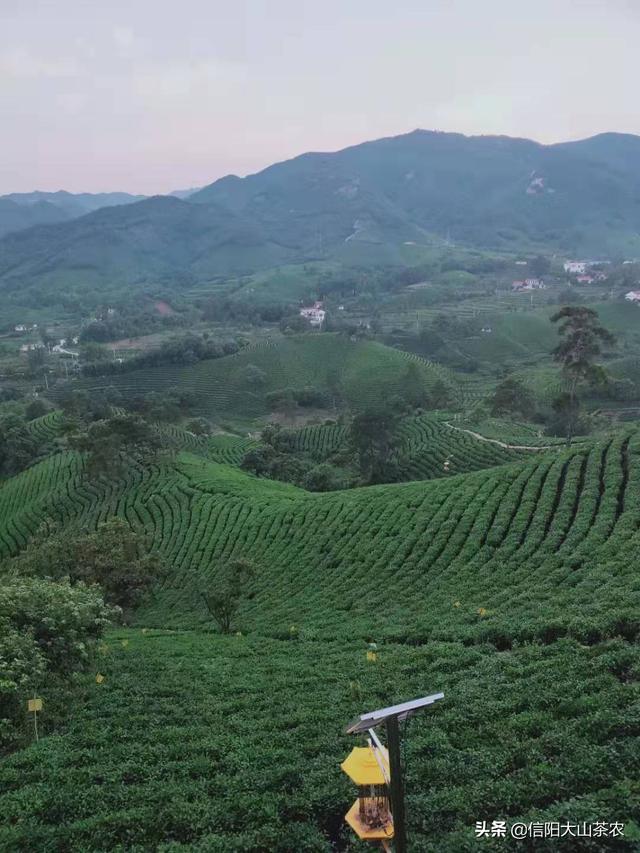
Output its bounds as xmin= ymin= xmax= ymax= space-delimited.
xmin=1 ymin=0 xmax=638 ymax=194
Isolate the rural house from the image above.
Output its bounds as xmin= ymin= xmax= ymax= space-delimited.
xmin=512 ymin=278 xmax=545 ymax=291
xmin=299 ymin=301 xmax=326 ymax=327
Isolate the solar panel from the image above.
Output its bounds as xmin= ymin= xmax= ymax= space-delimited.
xmin=345 ymin=692 xmax=444 ymax=734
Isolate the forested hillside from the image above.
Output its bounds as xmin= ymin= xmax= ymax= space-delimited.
xmin=2 ymin=130 xmax=640 ymax=305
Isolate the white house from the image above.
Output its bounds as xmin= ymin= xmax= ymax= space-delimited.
xmin=14 ymin=325 xmax=27 ymax=332
xmin=625 ymin=291 xmax=640 ymax=302
xmin=512 ymin=278 xmax=545 ymax=291
xmin=564 ymin=261 xmax=588 ymax=275
xmin=299 ymin=301 xmax=326 ymax=327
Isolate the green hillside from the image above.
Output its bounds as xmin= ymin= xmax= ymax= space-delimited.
xmin=1 ymin=431 xmax=637 ymax=642
xmin=3 ymin=131 xmax=640 ymax=308
xmin=292 ymin=413 xmax=537 ymax=481
xmin=0 ymin=428 xmax=639 ymax=849
xmin=71 ymin=334 xmax=461 ymax=421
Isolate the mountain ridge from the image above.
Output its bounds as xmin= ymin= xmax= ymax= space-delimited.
xmin=2 ymin=129 xmax=640 ymax=302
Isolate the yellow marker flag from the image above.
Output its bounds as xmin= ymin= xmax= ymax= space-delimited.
xmin=96 ymin=673 xmax=105 ymax=684
xmin=366 ymin=650 xmax=378 ymax=662
xmin=27 ymin=698 xmax=43 ymax=712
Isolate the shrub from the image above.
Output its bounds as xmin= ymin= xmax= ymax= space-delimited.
xmin=0 ymin=577 xmax=113 ymax=751
xmin=7 ymin=519 xmax=165 ymax=612
xmin=0 ymin=577 xmax=115 ymax=672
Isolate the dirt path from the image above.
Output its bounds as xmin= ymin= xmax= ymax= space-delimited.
xmin=444 ymin=421 xmax=554 ymax=452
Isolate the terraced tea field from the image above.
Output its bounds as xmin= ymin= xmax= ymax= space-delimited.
xmin=1 ymin=431 xmax=638 ymax=644
xmin=1 ymin=427 xmax=639 ymax=851
xmin=67 ymin=334 xmax=464 ymax=419
xmin=1 ymin=628 xmax=638 ymax=852
xmin=292 ymin=413 xmax=539 ymax=481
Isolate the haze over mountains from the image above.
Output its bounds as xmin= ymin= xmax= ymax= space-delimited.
xmin=0 ymin=188 xmax=203 ymax=239
xmin=1 ymin=129 xmax=640 ymax=299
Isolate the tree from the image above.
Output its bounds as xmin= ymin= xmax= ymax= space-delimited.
xmin=80 ymin=342 xmax=110 ymax=363
xmin=325 ymin=369 xmax=343 ymax=410
xmin=69 ymin=413 xmax=163 ymax=477
xmin=27 ymin=347 xmax=46 ymax=377
xmin=185 ymin=417 xmax=212 ymax=436
xmin=6 ymin=519 xmax=164 ymax=611
xmin=489 ymin=377 xmax=535 ymax=419
xmin=0 ymin=577 xmax=113 ymax=750
xmin=529 ymin=255 xmax=551 ymax=277
xmin=0 ymin=414 xmax=38 ymax=476
xmin=244 ymin=364 xmax=267 ymax=388
xmin=398 ymin=363 xmax=428 ymax=410
xmin=546 ymin=392 xmax=588 ymax=442
xmin=302 ymin=463 xmax=348 ymax=492
xmin=349 ymin=407 xmax=399 ymax=484
xmin=24 ymin=398 xmax=49 ymax=421
xmin=199 ymin=558 xmax=255 ymax=633
xmin=265 ymin=388 xmax=298 ymax=422
xmin=430 ymin=379 xmax=452 ymax=410
xmin=279 ymin=314 xmax=310 ymax=334
xmin=550 ymin=306 xmax=614 ymax=445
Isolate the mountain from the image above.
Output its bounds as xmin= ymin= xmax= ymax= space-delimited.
xmin=0 ymin=197 xmax=71 ymax=238
xmin=0 ymin=190 xmax=147 ymax=237
xmin=2 ymin=130 xmax=640 ymax=301
xmin=0 ymin=195 xmax=289 ymax=300
xmin=169 ymin=187 xmax=202 ymax=199
xmin=191 ymin=129 xmax=640 ymax=255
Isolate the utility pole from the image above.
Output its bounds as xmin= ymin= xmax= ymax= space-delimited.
xmin=386 ymin=715 xmax=407 ymax=853
xmin=344 ymin=692 xmax=444 ymax=852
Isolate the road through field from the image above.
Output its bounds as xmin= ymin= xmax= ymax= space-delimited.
xmin=444 ymin=421 xmax=553 ymax=451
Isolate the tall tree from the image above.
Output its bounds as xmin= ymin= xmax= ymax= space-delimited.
xmin=550 ymin=306 xmax=614 ymax=445
xmin=490 ymin=377 xmax=535 ymax=419
xmin=349 ymin=407 xmax=399 ymax=484
xmin=69 ymin=413 xmax=163 ymax=477
xmin=199 ymin=558 xmax=256 ymax=634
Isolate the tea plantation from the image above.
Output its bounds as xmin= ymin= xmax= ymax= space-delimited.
xmin=1 ymin=428 xmax=639 ymax=850
xmin=70 ymin=334 xmax=464 ymax=419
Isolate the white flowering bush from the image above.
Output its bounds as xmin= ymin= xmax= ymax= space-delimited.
xmin=0 ymin=620 xmax=45 ymax=749
xmin=0 ymin=577 xmax=115 ymax=751
xmin=0 ymin=577 xmax=116 ymax=673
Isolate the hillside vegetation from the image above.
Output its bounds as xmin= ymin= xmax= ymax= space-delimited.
xmin=3 ymin=130 xmax=640 ymax=305
xmin=71 ymin=334 xmax=461 ymax=420
xmin=1 ymin=432 xmax=635 ymax=642
xmin=0 ymin=425 xmax=639 ymax=849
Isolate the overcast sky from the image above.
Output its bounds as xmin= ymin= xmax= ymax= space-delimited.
xmin=1 ymin=0 xmax=638 ymax=194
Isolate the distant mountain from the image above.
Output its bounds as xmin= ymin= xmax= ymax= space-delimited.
xmin=0 ymin=195 xmax=289 ymax=300
xmin=2 ymin=130 xmax=640 ymax=301
xmin=0 ymin=190 xmax=147 ymax=238
xmin=0 ymin=197 xmax=71 ymax=238
xmin=169 ymin=187 xmax=202 ymax=199
xmin=191 ymin=130 xmax=640 ymax=256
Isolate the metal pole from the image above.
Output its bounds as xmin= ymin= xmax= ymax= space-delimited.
xmin=386 ymin=715 xmax=407 ymax=853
